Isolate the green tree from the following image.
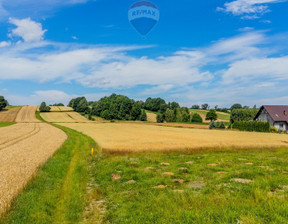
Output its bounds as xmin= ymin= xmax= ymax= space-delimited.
xmin=0 ymin=96 xmax=7 ymax=111
xmin=170 ymin=102 xmax=180 ymax=110
xmin=76 ymin=98 xmax=88 ymax=113
xmin=230 ymin=109 xmax=258 ymax=123
xmin=39 ymin=102 xmax=51 ymax=112
xmin=139 ymin=110 xmax=147 ymax=121
xmin=230 ymin=104 xmax=242 ymax=111
xmin=144 ymin=97 xmax=166 ymax=112
xmin=201 ymin=104 xmax=209 ymax=110
xmin=206 ymin=109 xmax=218 ymax=121
xmin=156 ymin=113 xmax=164 ymax=123
xmin=191 ymin=113 xmax=203 ymax=123
xmin=191 ymin=105 xmax=200 ymax=109
xmin=165 ymin=109 xmax=175 ymax=122
xmin=130 ymin=105 xmax=141 ymax=120
xmin=100 ymin=110 xmax=111 ymax=120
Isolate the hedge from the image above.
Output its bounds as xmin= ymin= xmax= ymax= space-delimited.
xmin=233 ymin=121 xmax=270 ymax=132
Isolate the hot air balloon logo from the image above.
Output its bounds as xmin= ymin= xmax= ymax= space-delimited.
xmin=128 ymin=1 xmax=160 ymax=38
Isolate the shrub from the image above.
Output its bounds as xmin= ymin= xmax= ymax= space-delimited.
xmin=191 ymin=113 xmax=203 ymax=123
xmin=233 ymin=121 xmax=270 ymax=132
xmin=39 ymin=102 xmax=51 ymax=112
xmin=269 ymin=126 xmax=278 ymax=133
xmin=156 ymin=113 xmax=164 ymax=123
xmin=219 ymin=122 xmax=226 ymax=129
xmin=209 ymin=121 xmax=216 ymax=129
xmin=0 ymin=96 xmax=7 ymax=111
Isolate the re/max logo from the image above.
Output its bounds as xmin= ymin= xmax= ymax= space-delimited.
xmin=132 ymin=9 xmax=157 ymax=17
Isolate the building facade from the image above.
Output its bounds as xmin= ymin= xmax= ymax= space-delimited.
xmin=254 ymin=105 xmax=288 ymax=132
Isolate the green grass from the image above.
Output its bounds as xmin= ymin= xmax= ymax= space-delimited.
xmin=0 ymin=124 xmax=98 ymax=224
xmin=190 ymin=109 xmax=231 ymax=121
xmin=93 ymin=148 xmax=288 ymax=223
xmin=0 ymin=122 xmax=15 ymax=128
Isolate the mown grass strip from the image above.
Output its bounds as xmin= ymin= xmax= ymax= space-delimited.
xmin=0 ymin=124 xmax=98 ymax=224
xmin=0 ymin=122 xmax=15 ymax=128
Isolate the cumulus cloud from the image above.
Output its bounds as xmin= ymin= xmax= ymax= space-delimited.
xmin=4 ymin=90 xmax=108 ymax=106
xmin=218 ymin=0 xmax=287 ymax=19
xmin=9 ymin=17 xmax=47 ymax=42
xmin=0 ymin=41 xmax=10 ymax=47
xmin=0 ymin=30 xmax=288 ymax=107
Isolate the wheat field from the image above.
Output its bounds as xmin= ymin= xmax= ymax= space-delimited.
xmin=41 ymin=112 xmax=91 ymax=123
xmin=0 ymin=107 xmax=21 ymax=122
xmin=49 ymin=106 xmax=73 ymax=112
xmin=15 ymin=106 xmax=40 ymax=123
xmin=58 ymin=123 xmax=288 ymax=153
xmin=0 ymin=107 xmax=67 ymax=215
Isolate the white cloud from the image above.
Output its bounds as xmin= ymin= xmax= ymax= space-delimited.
xmin=4 ymin=90 xmax=108 ymax=106
xmin=9 ymin=17 xmax=47 ymax=42
xmin=222 ymin=57 xmax=288 ymax=83
xmin=0 ymin=41 xmax=10 ymax=47
xmin=0 ymin=31 xmax=288 ymax=107
xmin=218 ymin=0 xmax=287 ymax=19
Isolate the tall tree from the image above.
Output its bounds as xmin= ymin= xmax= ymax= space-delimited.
xmin=206 ymin=109 xmax=218 ymax=121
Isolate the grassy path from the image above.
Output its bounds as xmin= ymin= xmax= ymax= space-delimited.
xmin=0 ymin=124 xmax=99 ymax=223
xmin=0 ymin=122 xmax=15 ymax=128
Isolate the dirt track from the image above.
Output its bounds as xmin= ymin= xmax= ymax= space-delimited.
xmin=15 ymin=106 xmax=40 ymax=123
xmin=0 ymin=107 xmax=67 ymax=215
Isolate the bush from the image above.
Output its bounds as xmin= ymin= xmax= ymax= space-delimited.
xmin=233 ymin=121 xmax=270 ymax=132
xmin=269 ymin=126 xmax=278 ymax=133
xmin=156 ymin=113 xmax=164 ymax=123
xmin=219 ymin=122 xmax=226 ymax=129
xmin=191 ymin=113 xmax=203 ymax=123
xmin=209 ymin=121 xmax=216 ymax=129
xmin=0 ymin=96 xmax=8 ymax=111
xmin=39 ymin=102 xmax=51 ymax=112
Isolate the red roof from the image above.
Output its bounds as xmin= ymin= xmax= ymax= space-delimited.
xmin=258 ymin=105 xmax=288 ymax=122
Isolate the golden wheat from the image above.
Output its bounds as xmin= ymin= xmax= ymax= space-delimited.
xmin=49 ymin=106 xmax=73 ymax=112
xmin=15 ymin=106 xmax=40 ymax=123
xmin=41 ymin=112 xmax=91 ymax=123
xmin=0 ymin=107 xmax=21 ymax=122
xmin=0 ymin=107 xmax=67 ymax=215
xmin=58 ymin=123 xmax=288 ymax=153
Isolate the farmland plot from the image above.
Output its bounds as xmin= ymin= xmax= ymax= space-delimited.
xmin=59 ymin=123 xmax=288 ymax=153
xmin=0 ymin=107 xmax=67 ymax=215
xmin=15 ymin=106 xmax=40 ymax=123
xmin=49 ymin=106 xmax=73 ymax=112
xmin=0 ymin=107 xmax=21 ymax=122
xmin=41 ymin=112 xmax=91 ymax=123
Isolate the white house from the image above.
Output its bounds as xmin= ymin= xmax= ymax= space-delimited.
xmin=254 ymin=105 xmax=288 ymax=132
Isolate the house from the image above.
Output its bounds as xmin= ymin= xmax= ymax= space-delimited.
xmin=254 ymin=105 xmax=288 ymax=132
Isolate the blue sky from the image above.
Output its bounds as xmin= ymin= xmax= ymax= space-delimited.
xmin=0 ymin=0 xmax=288 ymax=107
